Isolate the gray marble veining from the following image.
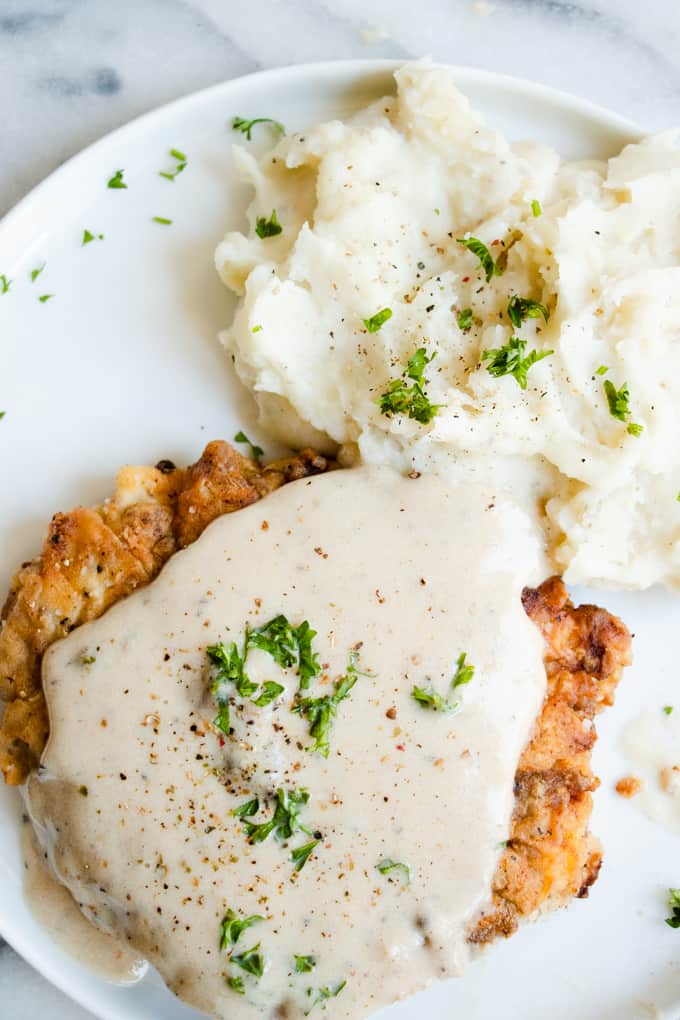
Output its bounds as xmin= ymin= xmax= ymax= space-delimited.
xmin=0 ymin=0 xmax=679 ymax=1016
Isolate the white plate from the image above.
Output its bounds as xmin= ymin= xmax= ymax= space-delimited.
xmin=1 ymin=60 xmax=679 ymax=1020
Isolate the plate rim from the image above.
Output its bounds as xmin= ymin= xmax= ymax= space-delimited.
xmin=0 ymin=57 xmax=646 ymax=1020
xmin=0 ymin=58 xmax=642 ymax=252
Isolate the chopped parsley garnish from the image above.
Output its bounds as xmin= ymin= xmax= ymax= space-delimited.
xmin=255 ymin=209 xmax=282 ymax=238
xmin=482 ymin=336 xmax=553 ymax=390
xmin=507 ymin=295 xmax=549 ymax=329
xmin=294 ymin=621 xmax=321 ymax=689
xmin=291 ymin=839 xmax=319 ymax=872
xmin=207 ymin=616 xmax=318 ymax=728
xmin=0 ymin=412 xmax=5 ymax=420
xmin=107 ymin=169 xmax=127 ymax=189
xmin=220 ymin=909 xmax=263 ymax=949
xmin=232 ymin=797 xmax=260 ymax=818
xmin=241 ymin=788 xmax=312 ymax=844
xmin=456 ymin=236 xmax=503 ymax=283
xmin=248 ymin=615 xmax=320 ymax=690
xmin=531 ymin=199 xmax=542 ymax=218
xmin=227 ymin=976 xmax=245 ymax=994
xmin=305 ymin=981 xmax=347 ymax=1014
xmin=38 ymin=294 xmax=53 ymax=303
xmin=663 ymin=706 xmax=674 ymax=715
xmin=207 ymin=639 xmax=247 ymax=733
xmin=457 ymin=308 xmax=473 ymax=331
xmin=252 ymin=680 xmax=285 ymax=707
xmin=665 ymin=889 xmax=680 ymax=929
xmin=80 ymin=653 xmax=96 ymax=666
xmin=596 ymin=365 xmax=609 ymax=375
xmin=412 ymin=652 xmax=475 ymax=713
xmin=208 ymin=639 xmax=253 ymax=701
xmin=452 ymin=652 xmax=475 ymax=689
xmin=159 ymin=148 xmax=187 ymax=181
xmin=603 ymin=379 xmax=643 ymax=436
xmin=292 ymin=651 xmax=368 ymax=757
xmin=295 ymin=955 xmax=317 ymax=973
xmin=82 ymin=229 xmax=104 ymax=245
xmin=232 ymin=116 xmax=286 ymax=141
xmin=378 ymin=347 xmax=440 ymax=425
xmin=152 ymin=216 xmax=173 ymax=225
xmin=376 ymin=859 xmax=411 ymax=883
xmin=230 ymin=943 xmax=265 ymax=977
xmin=0 ymin=274 xmax=11 ymax=294
xmin=233 ymin=429 xmax=264 ymax=462
xmin=78 ymin=785 xmax=88 ymax=797
xmin=249 ymin=615 xmax=297 ymax=668
xmin=214 ymin=702 xmax=231 ymax=735
xmin=30 ymin=263 xmax=46 ymax=283
xmin=411 ymin=686 xmax=453 ymax=712
xmin=363 ymin=307 xmax=392 ymax=333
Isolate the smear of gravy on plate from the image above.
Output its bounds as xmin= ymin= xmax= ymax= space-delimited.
xmin=21 ymin=819 xmax=145 ymax=982
xmin=27 ymin=466 xmax=548 ymax=1019
xmin=621 ymin=709 xmax=680 ymax=833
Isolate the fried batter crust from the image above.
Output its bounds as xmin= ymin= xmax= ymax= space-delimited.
xmin=0 ymin=443 xmax=329 ymax=783
xmin=467 ymin=577 xmax=631 ymax=943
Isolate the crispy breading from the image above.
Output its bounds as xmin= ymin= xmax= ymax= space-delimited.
xmin=0 ymin=443 xmax=329 ymax=783
xmin=0 ymin=463 xmax=631 ymax=944
xmin=468 ymin=577 xmax=631 ymax=944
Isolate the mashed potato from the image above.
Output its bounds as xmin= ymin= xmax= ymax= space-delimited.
xmin=215 ymin=63 xmax=680 ymax=590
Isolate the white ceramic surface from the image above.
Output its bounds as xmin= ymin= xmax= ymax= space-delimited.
xmin=0 ymin=59 xmax=679 ymax=1020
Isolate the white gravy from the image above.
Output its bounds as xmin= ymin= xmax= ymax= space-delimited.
xmin=27 ymin=466 xmax=547 ymax=1019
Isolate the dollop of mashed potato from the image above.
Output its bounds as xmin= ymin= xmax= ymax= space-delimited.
xmin=215 ymin=63 xmax=680 ymax=590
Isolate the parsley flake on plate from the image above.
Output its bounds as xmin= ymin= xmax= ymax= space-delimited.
xmin=152 ymin=216 xmax=173 ymax=225
xmin=232 ymin=116 xmax=285 ymax=141
xmin=82 ymin=229 xmax=104 ymax=245
xmin=531 ymin=199 xmax=542 ymax=217
xmin=456 ymin=236 xmax=503 ymax=283
xmin=233 ymin=429 xmax=264 ymax=462
xmin=665 ymin=889 xmax=680 ymax=929
xmin=38 ymin=294 xmax=53 ymax=303
xmin=0 ymin=274 xmax=11 ymax=294
xmin=159 ymin=148 xmax=187 ymax=182
xmin=255 ymin=209 xmax=282 ymax=238
xmin=482 ymin=336 xmax=553 ymax=390
xmin=107 ymin=169 xmax=127 ymax=189
xmin=30 ymin=263 xmax=46 ymax=283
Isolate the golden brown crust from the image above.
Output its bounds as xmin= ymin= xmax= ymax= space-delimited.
xmin=468 ymin=576 xmax=631 ymax=944
xmin=0 ymin=443 xmax=329 ymax=783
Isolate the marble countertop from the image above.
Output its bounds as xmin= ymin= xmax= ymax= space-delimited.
xmin=1 ymin=0 xmax=679 ymax=1016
